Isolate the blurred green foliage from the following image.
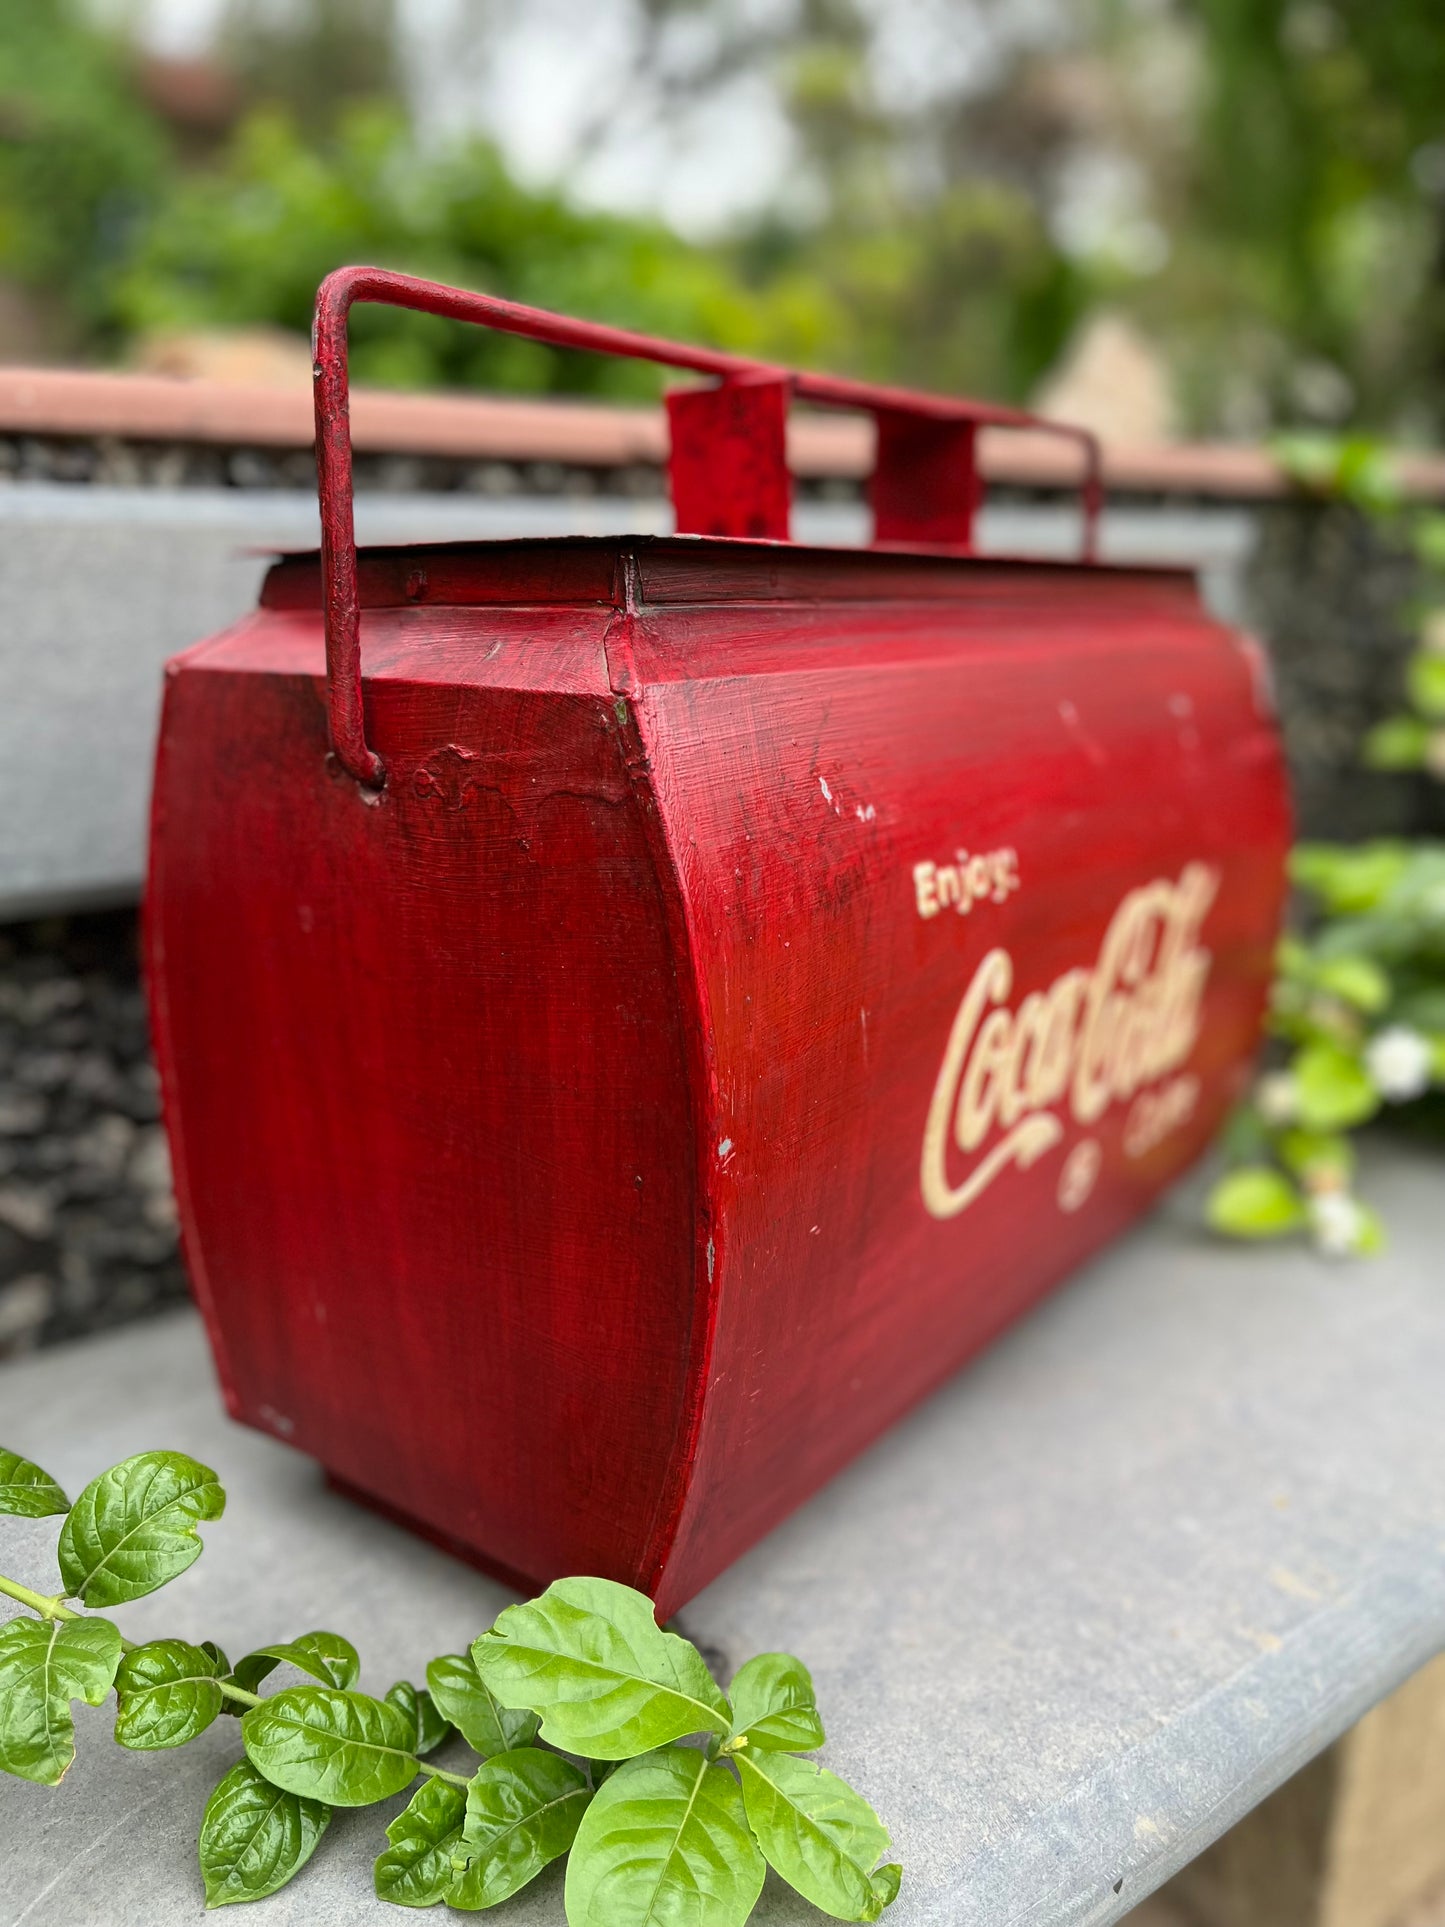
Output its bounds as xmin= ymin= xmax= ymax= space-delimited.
xmin=1207 ymin=840 xmax=1445 ymax=1254
xmin=1206 ymin=432 xmax=1445 ymax=1256
xmin=0 ymin=0 xmax=1088 ymax=402
xmin=215 ymin=0 xmax=403 ymax=129
xmin=0 ymin=0 xmax=168 ymax=349
xmin=1081 ymin=0 xmax=1445 ymax=433
xmin=109 ymin=106 xmax=840 ymax=398
xmin=2 ymin=0 xmax=1444 ymax=425
xmin=0 ymin=2 xmax=842 ymax=396
xmin=727 ymin=5 xmax=1093 ymax=403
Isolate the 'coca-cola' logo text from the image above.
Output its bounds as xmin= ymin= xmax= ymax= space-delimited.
xmin=920 ymin=862 xmax=1219 ymax=1219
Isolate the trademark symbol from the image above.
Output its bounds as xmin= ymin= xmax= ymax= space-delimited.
xmin=1057 ymin=1139 xmax=1102 ymax=1214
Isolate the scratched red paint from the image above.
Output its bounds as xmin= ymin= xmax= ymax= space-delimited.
xmin=144 ymin=273 xmax=1289 ymax=1614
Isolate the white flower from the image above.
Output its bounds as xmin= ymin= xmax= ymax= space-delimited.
xmin=1309 ymin=1191 xmax=1366 ymax=1257
xmin=1364 ymin=1025 xmax=1433 ymax=1102
xmin=1255 ymin=1070 xmax=1300 ymax=1124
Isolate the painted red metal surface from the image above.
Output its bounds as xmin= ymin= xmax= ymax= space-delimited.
xmin=147 ymin=273 xmax=1288 ymax=1615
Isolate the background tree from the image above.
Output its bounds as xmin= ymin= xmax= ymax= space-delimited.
xmin=3 ymin=0 xmax=1444 ymax=434
xmin=0 ymin=0 xmax=169 ymax=356
xmin=217 ymin=0 xmax=406 ymax=129
xmin=1097 ymin=0 xmax=1445 ymax=432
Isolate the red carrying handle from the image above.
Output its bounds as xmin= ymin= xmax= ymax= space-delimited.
xmin=312 ymin=265 xmax=1103 ymax=788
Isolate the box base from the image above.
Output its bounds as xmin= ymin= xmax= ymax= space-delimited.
xmin=323 ymin=1469 xmax=544 ymax=1605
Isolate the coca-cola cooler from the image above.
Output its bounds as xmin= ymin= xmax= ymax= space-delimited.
xmin=146 ymin=269 xmax=1290 ymax=1614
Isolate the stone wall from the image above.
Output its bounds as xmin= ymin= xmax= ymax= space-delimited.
xmin=1245 ymin=501 xmax=1445 ymax=843
xmin=0 ymin=912 xmax=185 ymax=1358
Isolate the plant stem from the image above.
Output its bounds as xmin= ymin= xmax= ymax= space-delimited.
xmin=0 ymin=1572 xmax=83 ymax=1622
xmin=218 ymin=1679 xmax=263 ymax=1710
xmin=0 ymin=1571 xmax=449 ymax=1737
xmin=0 ymin=1571 xmax=262 ymax=1701
xmin=417 ymin=1759 xmax=472 ymax=1789
xmin=0 ymin=1572 xmax=142 ymax=1651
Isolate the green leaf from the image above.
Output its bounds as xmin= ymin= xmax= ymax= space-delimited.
xmin=565 ymin=1746 xmax=764 ymax=1927
xmin=1335 ymin=440 xmax=1401 ymax=514
xmin=0 ymin=1448 xmax=69 ymax=1518
xmin=1277 ymin=1129 xmax=1355 ymax=1186
xmin=1414 ymin=512 xmax=1445 ymax=574
xmin=386 ymin=1679 xmax=452 ymax=1756
xmin=0 ymin=1614 xmax=122 ymax=1784
xmin=231 ymin=1630 xmax=361 ymax=1694
xmin=242 ymin=1686 xmax=419 ymax=1806
xmin=199 ymin=1758 xmax=331 ymax=1908
xmin=1313 ymin=1197 xmax=1386 ymax=1257
xmin=735 ymin=1748 xmax=898 ymax=1922
xmin=426 ymin=1649 xmax=538 ymax=1756
xmin=1206 ymin=1166 xmax=1306 ymax=1238
xmin=374 ymin=1775 xmax=467 ymax=1908
xmin=724 ymin=1653 xmax=825 ymax=1752
xmin=1271 ymin=435 xmax=1399 ymax=514
xmin=870 ymin=1864 xmax=903 ymax=1911
xmin=473 ymin=1577 xmax=730 ymax=1760
xmin=1396 ymin=987 xmax=1445 ymax=1033
xmin=1312 ymin=955 xmax=1390 ymax=1014
xmin=1220 ymin=1102 xmax=1271 ymax=1162
xmin=56 ymin=1450 xmax=224 ymax=1607
xmin=1363 ymin=715 xmax=1430 ymax=770
xmin=1293 ymin=1041 xmax=1380 ymax=1131
xmin=1406 ymin=650 xmax=1445 ymax=721
xmin=450 ymin=1747 xmax=592 ymax=1910
xmin=1355 ymin=1204 xmax=1387 ymax=1255
xmin=114 ymin=1638 xmax=225 ymax=1750
xmin=1290 ymin=842 xmax=1409 ymax=915
xmin=1272 ymin=432 xmax=1341 ymax=493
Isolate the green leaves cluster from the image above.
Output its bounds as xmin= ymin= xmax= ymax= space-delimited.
xmin=1207 ymin=841 xmax=1445 ymax=1254
xmin=0 ymin=1450 xmax=900 ymax=1924
xmin=109 ymin=103 xmax=843 ymax=403
xmin=0 ymin=1447 xmax=221 ymax=1784
xmin=1214 ymin=442 xmax=1445 ymax=1256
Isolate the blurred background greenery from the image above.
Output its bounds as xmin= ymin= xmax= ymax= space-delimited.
xmin=2 ymin=0 xmax=1444 ymax=431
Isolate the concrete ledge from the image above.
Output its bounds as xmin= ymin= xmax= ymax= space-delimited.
xmin=1 ymin=1142 xmax=1443 ymax=1925
xmin=0 ymin=485 xmax=1255 ymax=918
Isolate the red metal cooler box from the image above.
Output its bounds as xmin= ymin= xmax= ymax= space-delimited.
xmin=146 ymin=269 xmax=1290 ymax=1615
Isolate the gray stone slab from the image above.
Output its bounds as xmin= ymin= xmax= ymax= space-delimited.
xmin=4 ymin=1143 xmax=1440 ymax=1927
xmin=0 ymin=482 xmax=1253 ymax=918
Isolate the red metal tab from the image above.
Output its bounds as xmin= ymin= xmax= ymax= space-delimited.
xmin=872 ymin=412 xmax=979 ymax=549
xmin=666 ymin=377 xmax=791 ymax=541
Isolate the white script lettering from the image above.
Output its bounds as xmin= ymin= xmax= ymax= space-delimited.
xmin=920 ymin=863 xmax=1219 ymax=1218
xmin=913 ymin=847 xmax=1020 ymax=919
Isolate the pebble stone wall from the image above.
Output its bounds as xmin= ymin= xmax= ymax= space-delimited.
xmin=0 ymin=912 xmax=183 ymax=1358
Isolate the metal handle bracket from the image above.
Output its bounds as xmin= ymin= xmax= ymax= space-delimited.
xmin=312 ymin=265 xmax=1102 ymax=787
